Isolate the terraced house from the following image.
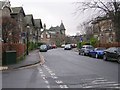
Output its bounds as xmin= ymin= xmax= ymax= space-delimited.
xmin=1 ymin=0 xmax=43 ymax=65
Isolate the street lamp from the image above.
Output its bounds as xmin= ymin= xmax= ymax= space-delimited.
xmin=26 ymin=25 xmax=30 ymax=55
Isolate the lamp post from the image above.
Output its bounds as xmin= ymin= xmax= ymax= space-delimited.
xmin=26 ymin=25 xmax=30 ymax=55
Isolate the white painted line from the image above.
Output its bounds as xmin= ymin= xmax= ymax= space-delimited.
xmin=92 ymin=81 xmax=117 ymax=85
xmin=50 ymin=73 xmax=56 ymax=76
xmin=45 ymin=80 xmax=49 ymax=84
xmin=59 ymin=85 xmax=64 ymax=88
xmin=41 ymin=74 xmax=46 ymax=77
xmin=92 ymin=79 xmax=108 ymax=83
xmin=59 ymin=85 xmax=69 ymax=88
xmin=56 ymin=80 xmax=63 ymax=84
xmin=82 ymin=78 xmax=105 ymax=81
xmin=42 ymin=77 xmax=46 ymax=80
xmin=47 ymin=85 xmax=50 ymax=88
xmin=39 ymin=72 xmax=43 ymax=74
xmin=51 ymin=76 xmax=58 ymax=79
xmin=82 ymin=83 xmax=120 ymax=88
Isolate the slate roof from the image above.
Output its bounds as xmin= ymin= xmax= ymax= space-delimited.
xmin=24 ymin=14 xmax=35 ymax=26
xmin=34 ymin=19 xmax=43 ymax=28
xmin=11 ymin=7 xmax=25 ymax=16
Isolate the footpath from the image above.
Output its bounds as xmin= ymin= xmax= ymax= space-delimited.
xmin=0 ymin=49 xmax=44 ymax=71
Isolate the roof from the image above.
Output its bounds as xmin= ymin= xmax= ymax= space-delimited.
xmin=11 ymin=7 xmax=25 ymax=16
xmin=34 ymin=19 xmax=43 ymax=28
xmin=0 ymin=1 xmax=11 ymax=12
xmin=60 ymin=22 xmax=65 ymax=30
xmin=24 ymin=14 xmax=35 ymax=26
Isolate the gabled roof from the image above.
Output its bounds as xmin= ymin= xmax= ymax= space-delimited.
xmin=0 ymin=1 xmax=11 ymax=12
xmin=24 ymin=14 xmax=35 ymax=26
xmin=11 ymin=7 xmax=25 ymax=16
xmin=34 ymin=19 xmax=43 ymax=28
xmin=49 ymin=26 xmax=60 ymax=31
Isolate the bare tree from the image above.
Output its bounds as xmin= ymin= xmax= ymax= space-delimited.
xmin=2 ymin=16 xmax=19 ymax=43
xmin=75 ymin=0 xmax=120 ymax=42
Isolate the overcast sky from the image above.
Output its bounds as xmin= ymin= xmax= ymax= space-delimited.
xmin=3 ymin=0 xmax=94 ymax=36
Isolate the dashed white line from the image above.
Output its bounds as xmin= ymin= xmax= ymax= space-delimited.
xmin=56 ymin=80 xmax=63 ymax=84
xmin=59 ymin=85 xmax=69 ymax=88
xmin=45 ymin=80 xmax=49 ymax=84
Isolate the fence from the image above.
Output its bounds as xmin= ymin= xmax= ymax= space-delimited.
xmin=2 ymin=43 xmax=26 ymax=58
xmin=95 ymin=42 xmax=120 ymax=48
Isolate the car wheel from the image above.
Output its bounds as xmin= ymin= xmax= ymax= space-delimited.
xmin=117 ymin=56 xmax=120 ymax=64
xmin=95 ymin=54 xmax=98 ymax=59
xmin=103 ymin=54 xmax=107 ymax=61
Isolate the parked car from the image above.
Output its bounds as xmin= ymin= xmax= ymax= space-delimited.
xmin=79 ymin=45 xmax=94 ymax=56
xmin=61 ymin=44 xmax=65 ymax=48
xmin=71 ymin=44 xmax=76 ymax=48
xmin=89 ymin=47 xmax=106 ymax=58
xmin=47 ymin=44 xmax=52 ymax=50
xmin=39 ymin=45 xmax=48 ymax=52
xmin=103 ymin=47 xmax=120 ymax=63
xmin=51 ymin=44 xmax=57 ymax=49
xmin=64 ymin=44 xmax=72 ymax=50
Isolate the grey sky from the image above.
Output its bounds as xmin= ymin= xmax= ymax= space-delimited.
xmin=4 ymin=0 xmax=93 ymax=36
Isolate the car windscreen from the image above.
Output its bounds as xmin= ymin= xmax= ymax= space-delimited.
xmin=86 ymin=47 xmax=94 ymax=49
xmin=40 ymin=45 xmax=47 ymax=49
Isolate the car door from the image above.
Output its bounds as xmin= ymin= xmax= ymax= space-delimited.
xmin=108 ymin=48 xmax=118 ymax=60
xmin=105 ymin=48 xmax=114 ymax=59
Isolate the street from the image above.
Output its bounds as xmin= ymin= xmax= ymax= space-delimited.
xmin=2 ymin=48 xmax=120 ymax=88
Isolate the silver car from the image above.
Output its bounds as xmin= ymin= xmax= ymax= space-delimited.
xmin=79 ymin=45 xmax=94 ymax=56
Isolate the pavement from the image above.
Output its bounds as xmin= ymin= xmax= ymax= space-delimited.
xmin=1 ymin=49 xmax=44 ymax=71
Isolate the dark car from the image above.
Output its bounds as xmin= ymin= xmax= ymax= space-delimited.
xmin=79 ymin=45 xmax=94 ymax=56
xmin=47 ymin=44 xmax=52 ymax=50
xmin=39 ymin=45 xmax=48 ymax=52
xmin=103 ymin=47 xmax=120 ymax=63
xmin=64 ymin=44 xmax=72 ymax=50
xmin=89 ymin=47 xmax=106 ymax=58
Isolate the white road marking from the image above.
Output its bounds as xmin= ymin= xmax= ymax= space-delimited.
xmin=41 ymin=64 xmax=69 ymax=88
xmin=39 ymin=71 xmax=43 ymax=74
xmin=51 ymin=76 xmax=58 ymax=79
xmin=47 ymin=85 xmax=50 ymax=88
xmin=59 ymin=85 xmax=69 ymax=88
xmin=45 ymin=80 xmax=49 ymax=84
xmin=42 ymin=77 xmax=46 ymax=80
xmin=50 ymin=73 xmax=56 ymax=76
xmin=41 ymin=74 xmax=46 ymax=77
xmin=92 ymin=79 xmax=107 ymax=83
xmin=56 ymin=80 xmax=63 ymax=84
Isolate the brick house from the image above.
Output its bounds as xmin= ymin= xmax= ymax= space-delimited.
xmin=92 ymin=16 xmax=116 ymax=43
xmin=40 ymin=21 xmax=66 ymax=46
